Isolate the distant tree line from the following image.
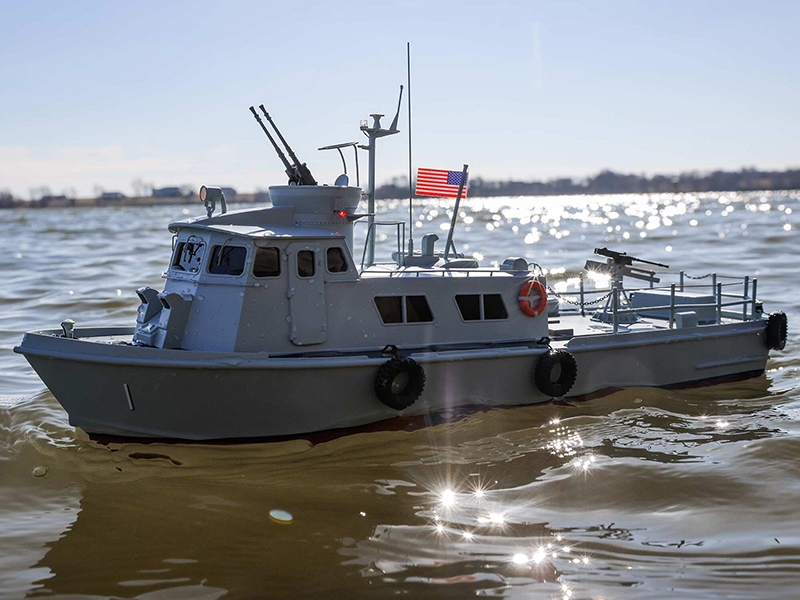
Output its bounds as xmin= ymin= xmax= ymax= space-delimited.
xmin=375 ymin=167 xmax=800 ymax=199
xmin=3 ymin=167 xmax=798 ymax=209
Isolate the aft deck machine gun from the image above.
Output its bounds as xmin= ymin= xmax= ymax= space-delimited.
xmin=585 ymin=247 xmax=670 ymax=324
xmin=586 ymin=247 xmax=669 ymax=289
xmin=249 ymin=106 xmax=317 ymax=186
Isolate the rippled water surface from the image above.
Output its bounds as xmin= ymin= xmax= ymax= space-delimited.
xmin=1 ymin=191 xmax=798 ymax=599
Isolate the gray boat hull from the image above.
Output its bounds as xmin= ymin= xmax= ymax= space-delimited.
xmin=560 ymin=317 xmax=771 ymax=396
xmin=15 ymin=328 xmax=552 ymax=439
xmin=14 ymin=319 xmax=770 ymax=440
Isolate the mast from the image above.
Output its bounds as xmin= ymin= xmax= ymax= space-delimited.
xmin=360 ymin=86 xmax=403 ymax=268
xmin=406 ymin=42 xmax=414 ymax=257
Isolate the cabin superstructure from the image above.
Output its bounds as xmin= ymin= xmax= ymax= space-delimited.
xmin=133 ymin=181 xmax=549 ymax=354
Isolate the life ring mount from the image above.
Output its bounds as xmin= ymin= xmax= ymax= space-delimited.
xmin=519 ymin=279 xmax=548 ymax=317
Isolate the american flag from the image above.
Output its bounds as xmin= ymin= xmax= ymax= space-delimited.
xmin=415 ymin=168 xmax=468 ymax=199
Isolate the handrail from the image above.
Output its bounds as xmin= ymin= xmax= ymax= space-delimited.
xmin=559 ymin=270 xmax=760 ymax=331
xmin=360 ymin=220 xmax=406 ymax=271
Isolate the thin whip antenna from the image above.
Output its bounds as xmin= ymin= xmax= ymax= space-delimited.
xmin=407 ymin=42 xmax=414 ymax=257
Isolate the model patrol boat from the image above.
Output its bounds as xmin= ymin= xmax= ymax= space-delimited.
xmin=15 ymin=98 xmax=788 ymax=440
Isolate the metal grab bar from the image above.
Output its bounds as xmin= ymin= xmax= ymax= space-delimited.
xmin=359 ymin=220 xmax=405 ymax=271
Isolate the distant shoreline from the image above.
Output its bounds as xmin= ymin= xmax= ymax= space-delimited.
xmin=2 ymin=187 xmax=798 ymax=212
xmin=3 ymin=166 xmax=799 ymax=210
xmin=0 ymin=192 xmax=266 ymax=210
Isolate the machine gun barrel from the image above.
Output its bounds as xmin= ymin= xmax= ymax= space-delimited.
xmin=259 ymin=105 xmax=317 ymax=186
xmin=248 ymin=106 xmax=298 ymax=183
xmin=594 ymin=247 xmax=669 ymax=269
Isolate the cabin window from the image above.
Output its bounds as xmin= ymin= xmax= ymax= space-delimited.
xmin=297 ymin=250 xmax=315 ymax=278
xmin=171 ymin=240 xmax=205 ymax=273
xmin=374 ymin=296 xmax=402 ymax=324
xmin=253 ymin=247 xmax=281 ymax=277
xmin=406 ymin=295 xmax=433 ymax=322
xmin=326 ymin=247 xmax=349 ymax=273
xmin=456 ymin=294 xmax=508 ymax=321
xmin=208 ymin=245 xmax=247 ymax=276
xmin=483 ymin=294 xmax=509 ymax=320
xmin=455 ymin=295 xmax=482 ymax=321
xmin=374 ymin=295 xmax=434 ymax=324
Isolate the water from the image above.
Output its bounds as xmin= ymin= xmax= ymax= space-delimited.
xmin=1 ymin=191 xmax=798 ymax=599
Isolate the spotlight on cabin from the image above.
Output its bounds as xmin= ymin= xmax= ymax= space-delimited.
xmin=199 ymin=185 xmax=227 ymax=217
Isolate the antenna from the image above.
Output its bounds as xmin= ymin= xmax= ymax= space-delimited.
xmin=406 ymin=42 xmax=414 ymax=256
xmin=389 ymin=85 xmax=404 ymax=132
xmin=259 ymin=106 xmax=317 ymax=186
xmin=249 ymin=106 xmax=298 ymax=184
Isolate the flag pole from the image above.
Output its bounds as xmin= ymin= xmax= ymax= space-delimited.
xmin=406 ymin=42 xmax=414 ymax=260
xmin=443 ymin=164 xmax=468 ymax=261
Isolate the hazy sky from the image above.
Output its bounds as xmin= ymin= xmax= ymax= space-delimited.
xmin=1 ymin=0 xmax=798 ymax=198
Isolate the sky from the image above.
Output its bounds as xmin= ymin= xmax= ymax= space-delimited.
xmin=1 ymin=0 xmax=798 ymax=199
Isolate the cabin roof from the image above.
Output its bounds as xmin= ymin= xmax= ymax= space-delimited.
xmin=173 ymin=222 xmax=344 ymax=240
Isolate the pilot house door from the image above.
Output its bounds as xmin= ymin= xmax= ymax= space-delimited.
xmin=286 ymin=243 xmax=327 ymax=346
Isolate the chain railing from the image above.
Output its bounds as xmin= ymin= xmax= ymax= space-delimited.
xmin=548 ymin=270 xmax=760 ymax=332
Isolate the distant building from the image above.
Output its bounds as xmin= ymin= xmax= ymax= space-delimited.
xmin=100 ymin=191 xmax=126 ymax=200
xmin=152 ymin=187 xmax=183 ymax=198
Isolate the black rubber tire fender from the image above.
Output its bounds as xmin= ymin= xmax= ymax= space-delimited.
xmin=534 ymin=349 xmax=578 ymax=398
xmin=374 ymin=356 xmax=426 ymax=410
xmin=765 ymin=311 xmax=788 ymax=351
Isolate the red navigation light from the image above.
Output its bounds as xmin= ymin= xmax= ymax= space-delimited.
xmin=336 ymin=210 xmax=347 ymax=218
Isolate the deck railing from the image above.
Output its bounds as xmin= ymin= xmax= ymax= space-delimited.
xmin=569 ymin=272 xmax=761 ymax=334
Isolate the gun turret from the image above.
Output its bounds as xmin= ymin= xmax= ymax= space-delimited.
xmin=594 ymin=247 xmax=669 ymax=269
xmin=249 ymin=106 xmax=299 ymax=185
xmin=259 ymin=106 xmax=317 ymax=186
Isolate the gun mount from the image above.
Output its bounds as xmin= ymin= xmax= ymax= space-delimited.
xmin=259 ymin=106 xmax=317 ymax=186
xmin=248 ymin=106 xmax=317 ymax=186
xmin=586 ymin=247 xmax=669 ymax=286
xmin=594 ymin=247 xmax=670 ymax=269
xmin=584 ymin=248 xmax=671 ymax=325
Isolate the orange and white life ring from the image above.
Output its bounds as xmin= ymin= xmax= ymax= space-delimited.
xmin=518 ymin=279 xmax=547 ymax=317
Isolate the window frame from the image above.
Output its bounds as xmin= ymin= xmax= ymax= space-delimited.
xmin=252 ymin=246 xmax=282 ymax=278
xmin=207 ymin=244 xmax=248 ymax=276
xmin=170 ymin=238 xmax=206 ymax=273
xmin=296 ymin=249 xmax=316 ymax=278
xmin=325 ymin=246 xmax=350 ymax=274
xmin=374 ymin=295 xmax=435 ymax=325
xmin=455 ymin=293 xmax=509 ymax=322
